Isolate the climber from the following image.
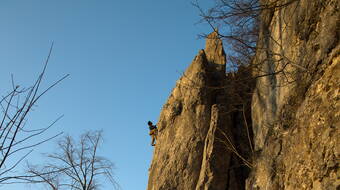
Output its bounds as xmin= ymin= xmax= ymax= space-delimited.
xmin=147 ymin=121 xmax=158 ymax=146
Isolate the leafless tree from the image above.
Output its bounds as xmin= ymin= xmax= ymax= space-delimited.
xmin=193 ymin=0 xmax=260 ymax=69
xmin=193 ymin=0 xmax=302 ymax=80
xmin=26 ymin=131 xmax=119 ymax=190
xmin=0 ymin=44 xmax=68 ymax=184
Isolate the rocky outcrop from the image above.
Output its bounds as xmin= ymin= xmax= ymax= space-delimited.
xmin=147 ymin=32 xmax=238 ymax=190
xmin=248 ymin=0 xmax=340 ymax=189
xmin=147 ymin=0 xmax=339 ymax=189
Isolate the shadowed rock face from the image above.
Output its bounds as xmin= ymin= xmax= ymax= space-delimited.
xmin=147 ymin=32 xmax=233 ymax=190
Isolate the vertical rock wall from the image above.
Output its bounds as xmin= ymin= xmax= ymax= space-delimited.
xmin=147 ymin=32 xmax=235 ymax=190
xmin=147 ymin=1 xmax=339 ymax=189
xmin=248 ymin=0 xmax=339 ymax=189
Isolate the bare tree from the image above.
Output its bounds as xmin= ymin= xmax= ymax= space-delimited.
xmin=0 ymin=44 xmax=68 ymax=184
xmin=193 ymin=0 xmax=302 ymax=80
xmin=193 ymin=0 xmax=260 ymax=70
xmin=26 ymin=131 xmax=119 ymax=190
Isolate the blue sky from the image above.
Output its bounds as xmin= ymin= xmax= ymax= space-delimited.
xmin=0 ymin=0 xmax=213 ymax=189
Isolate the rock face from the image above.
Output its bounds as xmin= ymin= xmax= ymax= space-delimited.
xmin=147 ymin=32 xmax=235 ymax=190
xmin=248 ymin=0 xmax=340 ymax=189
xmin=147 ymin=0 xmax=339 ymax=189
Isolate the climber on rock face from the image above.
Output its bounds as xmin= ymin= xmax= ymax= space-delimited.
xmin=147 ymin=121 xmax=158 ymax=146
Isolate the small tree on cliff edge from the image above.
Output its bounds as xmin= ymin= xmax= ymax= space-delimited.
xmin=194 ymin=0 xmax=302 ymax=80
xmin=26 ymin=131 xmax=119 ymax=190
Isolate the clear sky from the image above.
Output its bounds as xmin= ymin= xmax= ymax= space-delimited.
xmin=0 ymin=0 xmax=213 ymax=189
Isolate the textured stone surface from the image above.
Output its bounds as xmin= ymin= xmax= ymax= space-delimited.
xmin=147 ymin=0 xmax=339 ymax=189
xmin=147 ymin=32 xmax=230 ymax=190
xmin=195 ymin=104 xmax=232 ymax=190
xmin=248 ymin=0 xmax=340 ymax=189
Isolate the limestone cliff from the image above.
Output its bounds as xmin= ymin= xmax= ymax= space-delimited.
xmin=148 ymin=32 xmax=242 ymax=190
xmin=248 ymin=0 xmax=339 ymax=189
xmin=147 ymin=0 xmax=339 ymax=189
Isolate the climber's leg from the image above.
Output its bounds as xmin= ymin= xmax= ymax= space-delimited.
xmin=151 ymin=135 xmax=156 ymax=146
